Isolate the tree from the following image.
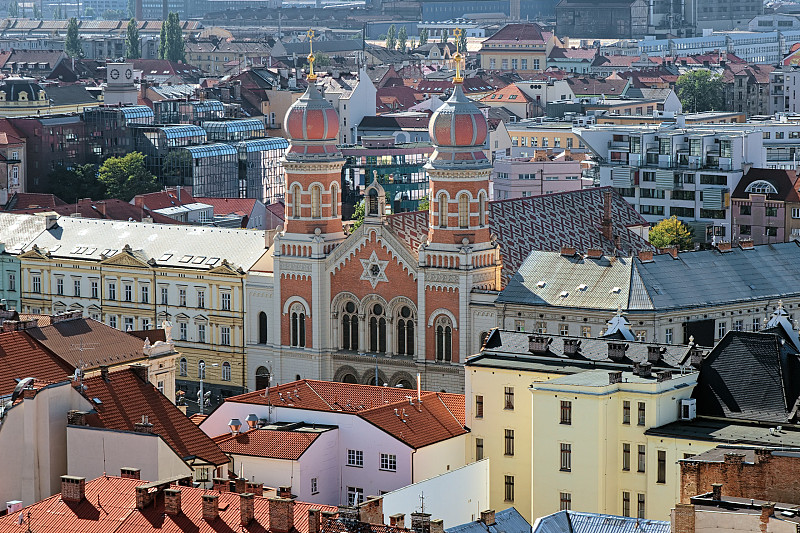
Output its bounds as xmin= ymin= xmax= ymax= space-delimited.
xmin=350 ymin=200 xmax=365 ymax=230
xmin=676 ymin=69 xmax=724 ymax=113
xmin=158 ymin=20 xmax=166 ymax=59
xmin=32 ymin=3 xmax=40 ymax=18
xmin=84 ymin=6 xmax=95 ymax=18
xmin=127 ymin=0 xmax=134 ymax=18
xmin=440 ymin=31 xmax=448 ymax=43
xmin=125 ymin=18 xmax=140 ymax=59
xmin=457 ymin=27 xmax=467 ymax=53
xmin=397 ymin=26 xmax=407 ymax=52
xmin=418 ymin=196 xmax=429 ymax=211
xmin=648 ymin=216 xmax=694 ymax=250
xmin=314 ymin=52 xmax=331 ymax=67
xmin=48 ymin=164 xmax=104 ymax=202
xmin=8 ymin=0 xmax=18 ymax=18
xmin=65 ymin=17 xmax=83 ymax=58
xmin=162 ymin=12 xmax=185 ymax=62
xmin=385 ymin=24 xmax=396 ymax=50
xmin=102 ymin=8 xmax=124 ymax=19
xmin=98 ymin=152 xmax=159 ymax=201
xmin=419 ymin=27 xmax=428 ymax=46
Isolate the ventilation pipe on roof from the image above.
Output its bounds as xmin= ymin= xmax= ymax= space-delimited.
xmin=245 ymin=414 xmax=258 ymax=429
xmin=229 ymin=418 xmax=242 ymax=435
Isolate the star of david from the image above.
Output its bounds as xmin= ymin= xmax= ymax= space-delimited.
xmin=360 ymin=251 xmax=389 ymax=288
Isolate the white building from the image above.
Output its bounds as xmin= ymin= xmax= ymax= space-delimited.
xmin=318 ymin=67 xmax=377 ymax=145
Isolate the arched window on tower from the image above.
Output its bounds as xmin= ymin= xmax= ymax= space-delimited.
xmin=458 ymin=193 xmax=469 ymax=229
xmin=369 ymin=303 xmax=387 ymax=353
xmin=368 ymin=188 xmax=379 ymax=216
xmin=258 ymin=312 xmax=267 ymax=344
xmin=341 ymin=301 xmax=359 ymax=351
xmin=255 ymin=366 xmax=270 ymax=390
xmin=292 ymin=185 xmax=301 ymax=218
xmin=479 ymin=192 xmax=487 ymax=226
xmin=290 ymin=303 xmax=306 ymax=347
xmin=396 ymin=305 xmax=415 ymax=356
xmin=435 ymin=315 xmax=453 ymax=362
xmin=438 ymin=192 xmax=448 ymax=228
xmin=331 ymin=183 xmax=339 ymax=217
xmin=311 ymin=185 xmax=321 ymax=219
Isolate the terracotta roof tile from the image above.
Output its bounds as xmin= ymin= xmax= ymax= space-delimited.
xmin=0 ymin=331 xmax=75 ymax=397
xmin=215 ymin=427 xmax=320 ymax=459
xmin=83 ymin=369 xmax=229 ymax=466
xmin=189 ymin=413 xmax=208 ymax=425
xmin=132 ymin=187 xmax=196 ymax=211
xmin=193 ymin=197 xmax=258 ymax=217
xmin=10 ymin=198 xmax=180 ymax=225
xmin=4 ymin=192 xmax=67 ymax=210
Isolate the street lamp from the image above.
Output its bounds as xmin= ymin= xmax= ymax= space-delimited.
xmin=198 ymin=362 xmax=218 ymax=415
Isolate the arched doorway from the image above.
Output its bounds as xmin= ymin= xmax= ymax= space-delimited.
xmin=255 ymin=366 xmax=270 ymax=390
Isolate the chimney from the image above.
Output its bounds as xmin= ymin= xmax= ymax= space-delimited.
xmin=411 ymin=512 xmax=432 ymax=533
xmin=480 ymin=510 xmax=496 ymax=526
xmin=164 ymin=489 xmax=182 ymax=516
xmin=716 ymin=241 xmax=732 ymax=253
xmin=134 ymin=415 xmax=154 ymax=434
xmin=608 ymin=370 xmax=623 ymax=384
xmin=647 ymin=345 xmax=664 ymax=364
xmin=755 ymin=448 xmax=773 ymax=464
xmin=601 ymin=188 xmax=614 ymax=242
xmin=134 ymin=196 xmax=145 ymax=209
xmin=563 ymin=338 xmax=581 ymax=357
xmin=212 ymin=478 xmax=229 ymax=492
xmin=136 ymin=486 xmax=154 ymax=510
xmin=100 ymin=365 xmax=110 ymax=381
xmin=240 ymin=493 xmax=255 ymax=526
xmin=724 ymin=453 xmax=745 ymax=466
xmin=308 ymin=508 xmax=322 ymax=533
xmin=67 ymin=410 xmax=87 ymax=426
xmin=268 ymin=497 xmax=295 ymax=533
xmin=358 ymin=496 xmax=383 ymax=525
xmin=235 ymin=478 xmax=247 ymax=494
xmin=673 ymin=503 xmax=695 ymax=533
xmin=247 ymin=482 xmax=264 ymax=497
xmin=338 ymin=505 xmax=360 ymax=521
xmin=586 ymin=248 xmax=603 ymax=259
xmin=528 ymin=335 xmax=552 ymax=354
xmin=560 ymin=246 xmax=576 ymax=256
xmin=431 ymin=519 xmax=444 ymax=533
xmin=61 ymin=476 xmax=85 ymax=503
xmin=98 ymin=201 xmax=107 ymax=217
xmin=739 ymin=239 xmax=754 ymax=250
xmin=711 ymin=483 xmax=722 ymax=501
xmin=661 ymin=246 xmax=678 ymax=258
xmin=120 ymin=467 xmax=141 ymax=480
xmin=638 ymin=250 xmax=654 ymax=263
xmin=390 ymin=514 xmax=406 ymax=528
xmin=202 ymin=494 xmax=219 ymax=522
xmin=277 ymin=486 xmax=293 ymax=499
xmin=689 ymin=345 xmax=704 ymax=368
xmin=607 ymin=342 xmax=628 ymax=361
xmin=761 ymin=503 xmax=775 ymax=531
xmin=128 ymin=364 xmax=149 ymax=383
xmin=637 ymin=361 xmax=652 ymax=378
xmin=656 ymin=370 xmax=673 ymax=382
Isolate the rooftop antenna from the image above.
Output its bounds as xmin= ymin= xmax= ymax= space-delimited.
xmin=419 ymin=491 xmax=425 ymax=513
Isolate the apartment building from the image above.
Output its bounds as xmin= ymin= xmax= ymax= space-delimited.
xmin=491 ymin=152 xmax=589 ymax=199
xmin=769 ymin=65 xmax=800 ymax=114
xmin=506 ymin=121 xmax=587 ymax=158
xmin=478 ymin=23 xmax=558 ymax=72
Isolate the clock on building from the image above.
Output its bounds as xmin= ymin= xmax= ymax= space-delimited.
xmin=110 ymin=69 xmax=120 ymax=80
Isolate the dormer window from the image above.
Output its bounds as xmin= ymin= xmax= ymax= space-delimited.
xmin=745 ymin=180 xmax=779 ymax=195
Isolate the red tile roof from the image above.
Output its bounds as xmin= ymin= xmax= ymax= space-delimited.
xmin=480 ymin=83 xmax=533 ymax=103
xmin=215 ymin=427 xmax=321 ymax=459
xmin=4 ymin=192 xmax=67 ymax=210
xmin=189 ymin=413 xmax=208 ymax=425
xmin=482 ymin=22 xmax=547 ymax=44
xmin=82 ymin=369 xmax=229 ymax=466
xmin=0 ymin=118 xmax=25 ymax=144
xmin=10 ymin=198 xmax=180 ymax=224
xmin=0 ymin=331 xmax=75 ymax=397
xmin=226 ymin=380 xmax=466 ymax=449
xmin=131 ymin=187 xmax=196 ymax=211
xmin=0 ymin=475 xmax=339 ymax=533
xmin=193 ymin=196 xmax=258 ymax=217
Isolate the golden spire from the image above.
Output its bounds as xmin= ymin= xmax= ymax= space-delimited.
xmin=307 ymin=29 xmax=317 ymax=81
xmin=453 ymin=28 xmax=464 ymax=84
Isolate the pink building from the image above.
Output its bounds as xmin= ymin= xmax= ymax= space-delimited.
xmin=731 ymin=168 xmax=800 ymax=245
xmin=492 ymin=152 xmax=592 ymax=200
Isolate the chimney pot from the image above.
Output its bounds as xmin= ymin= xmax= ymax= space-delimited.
xmin=411 ymin=512 xmax=432 ymax=533
xmin=61 ymin=476 xmax=85 ymax=503
xmin=390 ymin=513 xmax=406 ymax=528
xmin=431 ymin=519 xmax=444 ymax=533
xmin=480 ymin=510 xmax=496 ymax=526
xmin=120 ymin=467 xmax=140 ymax=480
xmin=712 ymin=483 xmax=722 ymax=501
xmin=761 ymin=503 xmax=775 ymax=523
xmin=100 ymin=365 xmax=109 ymax=381
xmin=240 ymin=493 xmax=255 ymax=526
xmin=277 ymin=485 xmax=293 ymax=498
xmin=164 ymin=488 xmax=182 ymax=515
xmin=202 ymin=494 xmax=219 ymax=522
xmin=235 ymin=478 xmax=247 ymax=494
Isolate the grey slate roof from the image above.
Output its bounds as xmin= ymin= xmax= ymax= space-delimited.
xmin=498 ymin=242 xmax=800 ymax=312
xmin=0 ymin=213 xmax=48 ymax=251
xmin=446 ymin=508 xmax=531 ymax=533
xmin=532 ymin=511 xmax=669 ymax=533
xmin=647 ymin=417 xmax=800 ymax=447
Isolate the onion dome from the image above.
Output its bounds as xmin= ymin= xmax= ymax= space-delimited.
xmin=429 ymin=84 xmax=488 ymax=148
xmin=284 ymin=82 xmax=341 ymax=161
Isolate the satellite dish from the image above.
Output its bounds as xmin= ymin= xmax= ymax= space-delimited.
xmin=11 ymin=377 xmax=35 ymax=403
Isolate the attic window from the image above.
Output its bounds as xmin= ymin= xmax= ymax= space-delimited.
xmin=101 ymin=249 xmax=111 ymax=256
xmin=610 ymin=287 xmax=621 ymax=294
xmin=559 ymin=291 xmax=569 ymax=298
xmin=577 ymin=284 xmax=588 ymax=291
xmin=537 ymin=280 xmax=546 ymax=288
xmin=191 ymin=256 xmax=206 ymax=264
xmin=158 ymin=253 xmax=173 ymax=261
xmin=92 ymin=397 xmax=102 ymax=404
xmin=206 ymin=257 xmax=220 ymax=265
xmin=179 ymin=255 xmax=193 ymax=263
xmin=86 ymin=248 xmax=97 ymax=254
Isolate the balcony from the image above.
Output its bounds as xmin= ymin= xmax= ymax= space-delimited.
xmin=609 ymin=141 xmax=630 ymax=150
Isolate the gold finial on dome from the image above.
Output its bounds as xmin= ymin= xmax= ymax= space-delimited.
xmin=453 ymin=28 xmax=464 ymax=84
xmin=307 ymin=29 xmax=317 ymax=81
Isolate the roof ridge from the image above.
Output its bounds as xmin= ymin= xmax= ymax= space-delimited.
xmin=303 ymin=380 xmax=334 ymax=409
xmin=433 ymin=392 xmax=464 ymax=428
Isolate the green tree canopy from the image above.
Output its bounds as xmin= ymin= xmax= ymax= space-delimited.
xmin=161 ymin=12 xmax=185 ymax=62
xmin=397 ymin=26 xmax=407 ymax=52
xmin=48 ymin=164 xmax=104 ymax=202
xmin=350 ymin=199 xmax=365 ymax=230
xmin=648 ymin=216 xmax=694 ymax=250
xmin=98 ymin=152 xmax=159 ymax=201
xmin=102 ymin=8 xmax=125 ymax=19
xmin=418 ymin=27 xmax=428 ymax=46
xmin=158 ymin=20 xmax=167 ymax=59
xmin=84 ymin=6 xmax=96 ymax=17
xmin=458 ymin=27 xmax=467 ymax=52
xmin=676 ymin=69 xmax=724 ymax=113
xmin=65 ymin=17 xmax=83 ymax=58
xmin=418 ymin=196 xmax=429 ymax=211
xmin=385 ymin=24 xmax=396 ymax=50
xmin=8 ymin=0 xmax=18 ymax=18
xmin=125 ymin=18 xmax=141 ymax=59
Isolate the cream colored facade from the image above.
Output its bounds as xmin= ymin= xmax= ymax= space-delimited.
xmin=505 ymin=123 xmax=587 ymax=156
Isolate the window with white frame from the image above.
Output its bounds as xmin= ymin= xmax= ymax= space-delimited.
xmin=56 ymin=277 xmax=64 ymax=295
xmin=198 ymin=323 xmax=206 ymax=343
xmin=347 ymin=449 xmax=364 ymax=467
xmin=221 ymin=361 xmax=231 ymax=381
xmin=73 ymin=278 xmax=81 ymax=297
xmin=179 ymin=322 xmax=187 ymax=340
xmin=221 ymin=326 xmax=231 ymax=346
xmin=124 ymin=317 xmax=134 ymax=331
xmin=197 ymin=289 xmax=205 ymax=308
xmin=311 ymin=478 xmax=318 ymax=494
xmin=665 ymin=328 xmax=673 ymax=344
xmin=91 ymin=280 xmax=98 ymax=298
xmin=160 ymin=286 xmax=168 ymax=305
xmin=124 ymin=283 xmax=132 ymax=302
xmin=221 ymin=291 xmax=231 ymax=311
xmin=380 ymin=453 xmax=397 ymax=471
xmin=107 ymin=282 xmax=116 ymax=300
xmin=141 ymin=284 xmax=149 ymax=303
xmin=179 ymin=357 xmax=187 ymax=376
xmin=179 ymin=288 xmax=187 ymax=307
xmin=7 ymin=272 xmax=15 ymax=292
xmin=347 ymin=487 xmax=364 ymax=506
xmin=109 ymin=315 xmax=117 ymax=329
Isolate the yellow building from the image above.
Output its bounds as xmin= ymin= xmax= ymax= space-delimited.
xmin=505 ymin=122 xmax=586 ymax=154
xmin=479 ymin=23 xmax=559 ymax=72
xmin=465 ymin=324 xmax=705 ymax=523
xmin=4 ymin=214 xmax=268 ymax=411
xmin=0 ymin=78 xmax=98 ymax=117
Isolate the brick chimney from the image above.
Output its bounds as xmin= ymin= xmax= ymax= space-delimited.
xmin=358 ymin=496 xmax=383 ymax=525
xmin=202 ymin=494 xmax=219 ymax=522
xmin=672 ymin=503 xmax=695 ymax=533
xmin=560 ymin=246 xmax=576 ymax=257
xmin=608 ymin=370 xmax=623 ymax=384
xmin=277 ymin=485 xmax=293 ymax=498
xmin=136 ymin=486 xmax=154 ymax=509
xmin=607 ymin=342 xmax=628 ymax=361
xmin=638 ymin=250 xmax=654 ymax=263
xmin=480 ymin=510 xmax=496 ymax=526
xmin=528 ymin=335 xmax=551 ymax=354
xmin=711 ymin=483 xmax=722 ymax=501
xmin=724 ymin=453 xmax=745 ymax=466
xmin=67 ymin=410 xmax=87 ymax=426
xmin=755 ymin=448 xmax=773 ymax=464
xmin=586 ymin=248 xmax=603 ymax=259
xmin=601 ymin=189 xmax=614 ymax=242
xmin=431 ymin=519 xmax=444 ymax=533
xmin=247 ymin=482 xmax=264 ymax=496
xmin=634 ymin=361 xmax=652 ymax=378
xmin=120 ymin=467 xmax=140 ymax=480
xmin=716 ymin=241 xmax=732 ymax=253
xmin=647 ymin=345 xmax=664 ymax=364
xmin=411 ymin=512 xmax=432 ymax=533
xmin=390 ymin=514 xmax=406 ymax=528
xmin=212 ymin=478 xmax=229 ymax=492
xmin=164 ymin=489 xmax=182 ymax=516
xmin=235 ymin=477 xmax=247 ymax=494
xmin=739 ymin=239 xmax=754 ymax=250
xmin=240 ymin=493 xmax=255 ymax=526
xmin=61 ymin=476 xmax=85 ymax=503
xmin=129 ymin=364 xmax=149 ymax=383
xmin=761 ymin=503 xmax=775 ymax=533
xmin=656 ymin=370 xmax=673 ymax=382
xmin=563 ymin=338 xmax=581 ymax=357
xmin=100 ymin=365 xmax=109 ymax=381
xmin=134 ymin=415 xmax=154 ymax=434
xmin=308 ymin=508 xmax=322 ymax=533
xmin=661 ymin=246 xmax=678 ymax=258
xmin=268 ymin=497 xmax=295 ymax=533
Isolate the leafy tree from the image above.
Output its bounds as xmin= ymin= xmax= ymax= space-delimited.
xmin=419 ymin=27 xmax=428 ymax=46
xmin=676 ymin=69 xmax=724 ymax=113
xmin=48 ymin=164 xmax=104 ymax=202
xmin=350 ymin=199 xmax=365 ymax=230
xmin=98 ymin=152 xmax=159 ymax=201
xmin=440 ymin=31 xmax=448 ymax=43
xmin=458 ymin=27 xmax=467 ymax=53
xmin=8 ymin=0 xmax=18 ymax=18
xmin=397 ymin=26 xmax=407 ymax=52
xmin=84 ymin=6 xmax=95 ymax=17
xmin=418 ymin=196 xmax=429 ymax=211
xmin=125 ymin=18 xmax=140 ymax=59
xmin=161 ymin=149 xmax=191 ymax=186
xmin=65 ymin=17 xmax=83 ymax=58
xmin=127 ymin=0 xmax=134 ymax=18
xmin=648 ymin=216 xmax=694 ymax=250
xmin=32 ymin=3 xmax=40 ymax=18
xmin=385 ymin=24 xmax=396 ymax=50
xmin=314 ymin=52 xmax=331 ymax=67
xmin=102 ymin=8 xmax=124 ymax=19
xmin=163 ymin=12 xmax=185 ymax=62
xmin=158 ymin=20 xmax=166 ymax=59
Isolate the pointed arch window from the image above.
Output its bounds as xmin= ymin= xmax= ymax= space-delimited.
xmin=438 ymin=192 xmax=448 ymax=228
xmin=369 ymin=303 xmax=387 ymax=353
xmin=292 ymin=185 xmax=301 ymax=218
xmin=479 ymin=191 xmax=487 ymax=226
xmin=331 ymin=183 xmax=339 ymax=217
xmin=290 ymin=303 xmax=306 ymax=347
xmin=458 ymin=193 xmax=469 ymax=229
xmin=397 ymin=305 xmax=415 ymax=356
xmin=311 ymin=185 xmax=321 ymax=219
xmin=341 ymin=301 xmax=359 ymax=351
xmin=435 ymin=315 xmax=453 ymax=362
